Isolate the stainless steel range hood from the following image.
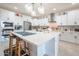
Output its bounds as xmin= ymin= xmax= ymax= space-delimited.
xmin=48 ymin=13 xmax=56 ymax=23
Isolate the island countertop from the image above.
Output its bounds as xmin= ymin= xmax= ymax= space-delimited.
xmin=11 ymin=30 xmax=60 ymax=46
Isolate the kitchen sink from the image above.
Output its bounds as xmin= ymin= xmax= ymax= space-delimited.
xmin=16 ymin=32 xmax=36 ymax=36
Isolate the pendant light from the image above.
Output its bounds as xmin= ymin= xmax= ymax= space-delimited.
xmin=25 ymin=4 xmax=33 ymax=13
xmin=38 ymin=3 xmax=45 ymax=14
xmin=31 ymin=10 xmax=36 ymax=16
xmin=31 ymin=3 xmax=36 ymax=16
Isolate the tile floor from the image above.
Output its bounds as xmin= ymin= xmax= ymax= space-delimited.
xmin=0 ymin=37 xmax=79 ymax=56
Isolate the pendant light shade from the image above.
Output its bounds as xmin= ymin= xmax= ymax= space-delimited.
xmin=25 ymin=3 xmax=44 ymax=17
xmin=31 ymin=3 xmax=36 ymax=16
xmin=25 ymin=4 xmax=33 ymax=13
xmin=31 ymin=10 xmax=36 ymax=16
xmin=38 ymin=4 xmax=45 ymax=14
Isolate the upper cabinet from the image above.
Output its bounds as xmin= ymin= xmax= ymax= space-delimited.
xmin=55 ymin=9 xmax=79 ymax=26
xmin=67 ymin=11 xmax=76 ymax=25
xmin=74 ymin=10 xmax=79 ymax=25
xmin=55 ymin=15 xmax=62 ymax=25
xmin=67 ymin=9 xmax=79 ymax=25
xmin=0 ymin=9 xmax=15 ymax=22
xmin=0 ymin=8 xmax=32 ymax=25
xmin=61 ymin=14 xmax=68 ymax=25
xmin=55 ymin=13 xmax=68 ymax=26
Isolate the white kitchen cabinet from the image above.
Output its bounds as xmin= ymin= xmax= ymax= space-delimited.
xmin=0 ymin=8 xmax=32 ymax=26
xmin=68 ymin=32 xmax=75 ymax=43
xmin=0 ymin=10 xmax=2 ymax=22
xmin=55 ymin=10 xmax=79 ymax=26
xmin=60 ymin=31 xmax=79 ymax=44
xmin=8 ymin=12 xmax=14 ymax=19
xmin=61 ymin=14 xmax=68 ymax=25
xmin=75 ymin=32 xmax=79 ymax=44
xmin=75 ymin=10 xmax=79 ymax=25
xmin=55 ymin=14 xmax=68 ymax=26
xmin=60 ymin=32 xmax=71 ymax=42
xmin=60 ymin=32 xmax=68 ymax=41
xmin=60 ymin=32 xmax=75 ymax=43
xmin=55 ymin=15 xmax=62 ymax=25
xmin=0 ymin=9 xmax=12 ymax=21
xmin=67 ymin=11 xmax=76 ymax=25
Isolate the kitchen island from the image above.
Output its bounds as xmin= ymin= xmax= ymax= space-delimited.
xmin=9 ymin=30 xmax=60 ymax=56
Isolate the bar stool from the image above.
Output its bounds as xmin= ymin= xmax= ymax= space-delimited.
xmin=15 ymin=37 xmax=30 ymax=56
xmin=8 ymin=33 xmax=30 ymax=56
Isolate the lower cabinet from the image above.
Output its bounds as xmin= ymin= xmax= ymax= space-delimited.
xmin=60 ymin=32 xmax=79 ymax=44
xmin=75 ymin=32 xmax=79 ymax=44
xmin=60 ymin=32 xmax=69 ymax=41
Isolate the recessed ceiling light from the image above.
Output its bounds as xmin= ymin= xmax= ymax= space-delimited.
xmin=53 ymin=8 xmax=56 ymax=11
xmin=14 ymin=6 xmax=18 ymax=9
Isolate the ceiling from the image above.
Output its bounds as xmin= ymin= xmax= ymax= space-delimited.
xmin=0 ymin=3 xmax=79 ymax=18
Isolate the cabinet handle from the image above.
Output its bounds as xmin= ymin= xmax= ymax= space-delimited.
xmin=74 ymin=21 xmax=77 ymax=24
xmin=74 ymin=36 xmax=77 ymax=39
xmin=59 ymin=34 xmax=61 ymax=37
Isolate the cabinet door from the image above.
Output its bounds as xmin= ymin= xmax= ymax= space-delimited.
xmin=8 ymin=12 xmax=15 ymax=21
xmin=75 ymin=10 xmax=79 ymax=25
xmin=61 ymin=15 xmax=68 ymax=25
xmin=68 ymin=11 xmax=75 ymax=25
xmin=55 ymin=15 xmax=62 ymax=25
xmin=60 ymin=32 xmax=69 ymax=41
xmin=0 ymin=9 xmax=2 ymax=19
xmin=75 ymin=32 xmax=79 ymax=44
xmin=0 ymin=9 xmax=9 ymax=20
xmin=60 ymin=32 xmax=75 ymax=43
xmin=67 ymin=32 xmax=75 ymax=43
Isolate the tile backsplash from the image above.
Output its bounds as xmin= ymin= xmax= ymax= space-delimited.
xmin=60 ymin=26 xmax=79 ymax=32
